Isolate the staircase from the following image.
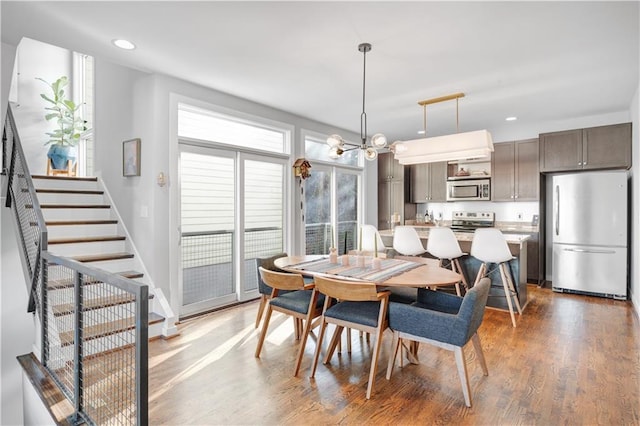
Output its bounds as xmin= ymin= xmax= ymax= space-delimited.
xmin=32 ymin=174 xmax=173 ymax=340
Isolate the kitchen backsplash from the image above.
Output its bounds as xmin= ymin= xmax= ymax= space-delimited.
xmin=416 ymin=201 xmax=539 ymax=223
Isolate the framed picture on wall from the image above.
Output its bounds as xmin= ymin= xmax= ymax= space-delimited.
xmin=123 ymin=138 xmax=141 ymax=177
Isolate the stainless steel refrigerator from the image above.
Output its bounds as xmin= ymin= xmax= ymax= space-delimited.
xmin=551 ymin=171 xmax=628 ymax=299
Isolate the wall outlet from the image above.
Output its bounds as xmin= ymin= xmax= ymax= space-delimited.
xmin=517 ymin=212 xmax=523 ymax=220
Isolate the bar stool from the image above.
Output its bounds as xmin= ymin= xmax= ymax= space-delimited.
xmin=426 ymin=227 xmax=468 ymax=296
xmin=392 ymin=226 xmax=426 ymax=256
xmin=360 ymin=224 xmax=386 ymax=255
xmin=470 ymin=228 xmax=522 ymax=327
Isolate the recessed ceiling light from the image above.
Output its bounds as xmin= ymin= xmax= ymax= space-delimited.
xmin=417 ymin=130 xmax=426 ymax=135
xmin=505 ymin=116 xmax=518 ymax=121
xmin=112 ymin=39 xmax=136 ymax=50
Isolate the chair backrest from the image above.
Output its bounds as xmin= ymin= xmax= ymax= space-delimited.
xmin=458 ymin=277 xmax=491 ymax=343
xmin=360 ymin=224 xmax=386 ymax=254
xmin=426 ymin=227 xmax=464 ymax=259
xmin=392 ymin=226 xmax=426 ymax=256
xmin=470 ymin=228 xmax=512 ymax=263
xmin=313 ymin=276 xmax=382 ymax=302
xmin=258 ymin=266 xmax=306 ymax=292
xmin=256 ymin=253 xmax=288 ymax=295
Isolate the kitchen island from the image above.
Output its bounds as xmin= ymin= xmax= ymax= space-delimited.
xmin=379 ymin=227 xmax=531 ymax=312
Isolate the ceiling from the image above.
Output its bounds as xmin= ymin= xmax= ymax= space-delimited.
xmin=2 ymin=1 xmax=638 ymax=142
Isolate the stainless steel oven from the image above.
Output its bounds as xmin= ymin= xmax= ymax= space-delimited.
xmin=446 ymin=178 xmax=491 ymax=201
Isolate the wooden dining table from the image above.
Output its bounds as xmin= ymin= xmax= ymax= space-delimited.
xmin=274 ymin=254 xmax=462 ymax=288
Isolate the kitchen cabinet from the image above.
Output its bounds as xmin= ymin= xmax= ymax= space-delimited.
xmin=378 ymin=153 xmax=407 ymax=230
xmin=409 ymin=161 xmax=447 ymax=203
xmin=539 ymin=123 xmax=631 ymax=172
xmin=492 ymin=138 xmax=539 ymax=201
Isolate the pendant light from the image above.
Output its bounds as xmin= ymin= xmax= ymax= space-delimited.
xmin=392 ymin=93 xmax=494 ymax=165
xmin=327 ymin=43 xmax=387 ymax=161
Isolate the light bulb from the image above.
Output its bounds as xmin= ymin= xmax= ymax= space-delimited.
xmin=327 ymin=134 xmax=344 ymax=148
xmin=371 ymin=133 xmax=387 ymax=148
xmin=364 ymin=147 xmax=378 ymax=161
xmin=393 ymin=142 xmax=408 ymax=153
xmin=329 ymin=146 xmax=343 ymax=159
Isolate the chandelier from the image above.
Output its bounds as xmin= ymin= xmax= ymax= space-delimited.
xmin=392 ymin=93 xmax=494 ymax=165
xmin=327 ymin=42 xmax=387 ymax=161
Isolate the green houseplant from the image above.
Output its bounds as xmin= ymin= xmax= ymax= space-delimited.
xmin=37 ymin=76 xmax=87 ymax=170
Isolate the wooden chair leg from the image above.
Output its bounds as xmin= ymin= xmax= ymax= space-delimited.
xmin=255 ymin=295 xmax=268 ymax=329
xmin=366 ymin=326 xmax=385 ymax=400
xmin=310 ymin=318 xmax=329 ymax=378
xmin=255 ymin=305 xmax=274 ymax=357
xmin=346 ymin=328 xmax=352 ymax=353
xmin=499 ymin=263 xmax=517 ymax=327
xmin=454 ymin=346 xmax=472 ymax=408
xmin=324 ymin=326 xmax=344 ymax=364
xmin=504 ymin=264 xmax=523 ymax=315
xmin=293 ymin=291 xmax=319 ymax=377
xmin=386 ymin=331 xmax=401 ymax=380
xmin=453 ymin=258 xmax=469 ymax=290
xmin=471 ymin=333 xmax=488 ymax=376
xmin=473 ymin=263 xmax=486 ymax=286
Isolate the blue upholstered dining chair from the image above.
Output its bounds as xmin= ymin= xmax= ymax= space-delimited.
xmin=386 ymin=277 xmax=491 ymax=407
xmin=255 ymin=267 xmax=325 ymax=377
xmin=310 ymin=275 xmax=390 ymax=400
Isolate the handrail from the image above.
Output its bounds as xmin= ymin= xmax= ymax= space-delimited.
xmin=3 ymin=104 xmax=48 ymax=312
xmin=181 ymin=226 xmax=281 ymax=237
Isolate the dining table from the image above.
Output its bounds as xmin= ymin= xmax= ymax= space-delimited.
xmin=274 ymin=254 xmax=462 ymax=288
xmin=275 ymin=254 xmax=462 ymax=364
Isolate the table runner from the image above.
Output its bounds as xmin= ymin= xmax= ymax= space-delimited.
xmin=287 ymin=256 xmax=421 ymax=283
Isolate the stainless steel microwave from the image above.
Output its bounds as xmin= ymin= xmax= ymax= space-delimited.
xmin=446 ymin=178 xmax=491 ymax=201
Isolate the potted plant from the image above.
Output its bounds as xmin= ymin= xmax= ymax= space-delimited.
xmin=37 ymin=76 xmax=87 ymax=170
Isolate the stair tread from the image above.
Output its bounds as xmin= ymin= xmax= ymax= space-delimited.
xmin=72 ymin=252 xmax=134 ymax=263
xmin=37 ymin=204 xmax=111 ymax=209
xmin=53 ymin=294 xmax=136 ymax=316
xmin=45 ymin=219 xmax=118 ymax=226
xmin=49 ymin=235 xmax=126 ymax=244
xmin=33 ymin=188 xmax=104 ymax=195
xmin=59 ymin=313 xmax=163 ymax=347
xmin=47 ymin=270 xmax=145 ymax=290
xmin=32 ymin=175 xmax=98 ymax=182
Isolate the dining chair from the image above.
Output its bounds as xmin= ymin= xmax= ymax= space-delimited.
xmin=392 ymin=226 xmax=427 ymax=256
xmin=471 ymin=228 xmax=522 ymax=327
xmin=360 ymin=224 xmax=386 ymax=255
xmin=426 ymin=226 xmax=469 ymax=296
xmin=254 ymin=253 xmax=288 ymax=329
xmin=386 ymin=277 xmax=491 ymax=407
xmin=310 ymin=276 xmax=390 ymax=399
xmin=255 ymin=267 xmax=324 ymax=376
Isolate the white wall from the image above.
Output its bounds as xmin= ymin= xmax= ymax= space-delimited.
xmin=9 ymin=38 xmax=72 ymax=176
xmin=1 ymin=42 xmax=17 ymax=124
xmin=0 ymin=200 xmax=36 ymax=426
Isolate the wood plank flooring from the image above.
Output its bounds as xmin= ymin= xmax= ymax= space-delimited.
xmin=147 ymin=286 xmax=639 ymax=425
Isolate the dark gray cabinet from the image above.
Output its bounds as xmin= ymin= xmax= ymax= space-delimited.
xmin=492 ymin=138 xmax=539 ymax=201
xmin=378 ymin=153 xmax=406 ymax=230
xmin=409 ymin=161 xmax=447 ymax=203
xmin=540 ymin=123 xmax=631 ymax=172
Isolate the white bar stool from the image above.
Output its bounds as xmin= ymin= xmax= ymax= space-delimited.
xmin=426 ymin=227 xmax=468 ymax=296
xmin=470 ymin=228 xmax=522 ymax=327
xmin=392 ymin=226 xmax=427 ymax=256
xmin=360 ymin=224 xmax=386 ymax=254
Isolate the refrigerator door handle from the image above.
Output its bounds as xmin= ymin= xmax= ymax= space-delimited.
xmin=563 ymin=248 xmax=617 ymax=254
xmin=555 ymin=185 xmax=559 ymax=236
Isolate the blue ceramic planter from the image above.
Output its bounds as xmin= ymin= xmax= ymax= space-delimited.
xmin=47 ymin=144 xmax=77 ymax=170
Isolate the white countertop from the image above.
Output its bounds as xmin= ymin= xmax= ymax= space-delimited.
xmin=379 ymin=227 xmax=531 ymax=244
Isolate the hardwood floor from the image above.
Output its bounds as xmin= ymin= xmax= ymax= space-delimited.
xmin=147 ymin=286 xmax=640 ymax=425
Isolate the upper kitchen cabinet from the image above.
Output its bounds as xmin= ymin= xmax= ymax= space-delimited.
xmin=378 ymin=151 xmax=404 ymax=182
xmin=539 ymin=123 xmax=631 ymax=172
xmin=378 ymin=152 xmax=407 ymax=230
xmin=492 ymin=138 xmax=539 ymax=201
xmin=409 ymin=161 xmax=447 ymax=203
